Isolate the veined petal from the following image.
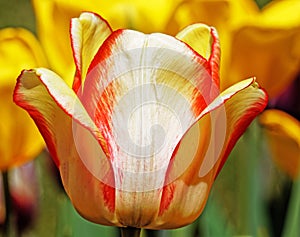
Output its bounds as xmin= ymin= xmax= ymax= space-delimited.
xmin=151 ymin=78 xmax=268 ymax=228
xmin=71 ymin=12 xmax=112 ymax=92
xmin=259 ymin=109 xmax=300 ymax=179
xmin=78 ymin=29 xmax=221 ymax=226
xmin=13 ymin=69 xmax=117 ymax=225
xmin=84 ymin=29 xmax=218 ymax=122
xmin=176 ymin=24 xmax=220 ymax=88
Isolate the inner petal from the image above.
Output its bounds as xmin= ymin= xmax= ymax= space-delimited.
xmin=80 ymin=29 xmax=218 ymax=192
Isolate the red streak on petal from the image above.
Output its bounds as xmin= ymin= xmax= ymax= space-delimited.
xmin=192 ymin=92 xmax=208 ymax=117
xmin=72 ymin=70 xmax=81 ymax=93
xmin=87 ymin=29 xmax=123 ymax=75
xmin=208 ymin=27 xmax=220 ymax=89
xmin=81 ymin=30 xmax=125 ymax=161
xmin=13 ymin=77 xmax=60 ymax=167
xmin=103 ymin=184 xmax=115 ymax=212
xmin=158 ymin=144 xmax=179 ymax=215
xmin=159 ymin=183 xmax=175 ymax=216
xmin=215 ymin=94 xmax=268 ymax=178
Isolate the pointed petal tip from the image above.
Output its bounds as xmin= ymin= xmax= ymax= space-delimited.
xmin=70 ymin=11 xmax=113 ymax=92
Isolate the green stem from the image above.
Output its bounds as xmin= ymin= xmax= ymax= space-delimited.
xmin=282 ymin=178 xmax=300 ymax=237
xmin=120 ymin=227 xmax=141 ymax=237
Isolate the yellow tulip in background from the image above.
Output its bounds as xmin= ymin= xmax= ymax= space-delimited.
xmin=0 ymin=27 xmax=46 ymax=234
xmin=0 ymin=28 xmax=45 ymax=170
xmin=166 ymin=0 xmax=300 ymax=98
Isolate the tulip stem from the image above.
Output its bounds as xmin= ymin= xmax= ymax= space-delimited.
xmin=120 ymin=227 xmax=141 ymax=237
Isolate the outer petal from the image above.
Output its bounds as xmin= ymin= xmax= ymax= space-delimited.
xmin=150 ymin=78 xmax=268 ymax=229
xmin=71 ymin=12 xmax=112 ymax=92
xmin=0 ymin=28 xmax=46 ymax=170
xmin=259 ymin=109 xmax=300 ymax=179
xmin=13 ymin=69 xmax=118 ymax=226
xmin=176 ymin=23 xmax=220 ymax=88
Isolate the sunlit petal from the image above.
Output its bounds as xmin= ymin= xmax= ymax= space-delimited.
xmin=71 ymin=12 xmax=112 ymax=91
xmin=176 ymin=23 xmax=220 ymax=88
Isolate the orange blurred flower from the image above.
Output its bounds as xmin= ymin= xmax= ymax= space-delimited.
xmin=260 ymin=76 xmax=300 ymax=179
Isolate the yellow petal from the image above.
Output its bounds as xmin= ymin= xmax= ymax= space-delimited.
xmin=228 ymin=24 xmax=300 ymax=98
xmin=176 ymin=23 xmax=220 ymax=87
xmin=14 ymin=68 xmax=120 ymax=225
xmin=71 ymin=12 xmax=112 ymax=91
xmin=260 ymin=0 xmax=300 ymax=28
xmin=0 ymin=28 xmax=47 ymax=87
xmin=259 ymin=109 xmax=300 ymax=179
xmin=176 ymin=23 xmax=214 ymax=60
xmin=0 ymin=28 xmax=46 ymax=170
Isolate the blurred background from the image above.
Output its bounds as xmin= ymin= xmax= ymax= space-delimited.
xmin=0 ymin=0 xmax=299 ymax=236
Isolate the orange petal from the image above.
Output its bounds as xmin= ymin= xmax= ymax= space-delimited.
xmin=13 ymin=68 xmax=119 ymax=226
xmin=152 ymin=78 xmax=268 ymax=229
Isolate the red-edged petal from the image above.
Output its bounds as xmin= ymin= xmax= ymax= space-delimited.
xmin=13 ymin=68 xmax=118 ymax=226
xmin=150 ymin=78 xmax=268 ymax=229
xmin=76 ymin=29 xmax=222 ymax=227
xmin=71 ymin=12 xmax=112 ymax=92
xmin=176 ymin=24 xmax=220 ymax=88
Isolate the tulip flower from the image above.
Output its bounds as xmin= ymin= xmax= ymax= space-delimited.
xmin=166 ymin=0 xmax=300 ymax=98
xmin=14 ymin=12 xmax=268 ymax=235
xmin=0 ymin=28 xmax=45 ymax=171
xmin=0 ymin=28 xmax=46 ymax=234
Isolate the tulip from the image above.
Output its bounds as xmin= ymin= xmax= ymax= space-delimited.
xmin=0 ymin=28 xmax=46 ymax=170
xmin=166 ymin=0 xmax=300 ymax=98
xmin=14 ymin=12 xmax=268 ymax=235
xmin=0 ymin=27 xmax=46 ymax=234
